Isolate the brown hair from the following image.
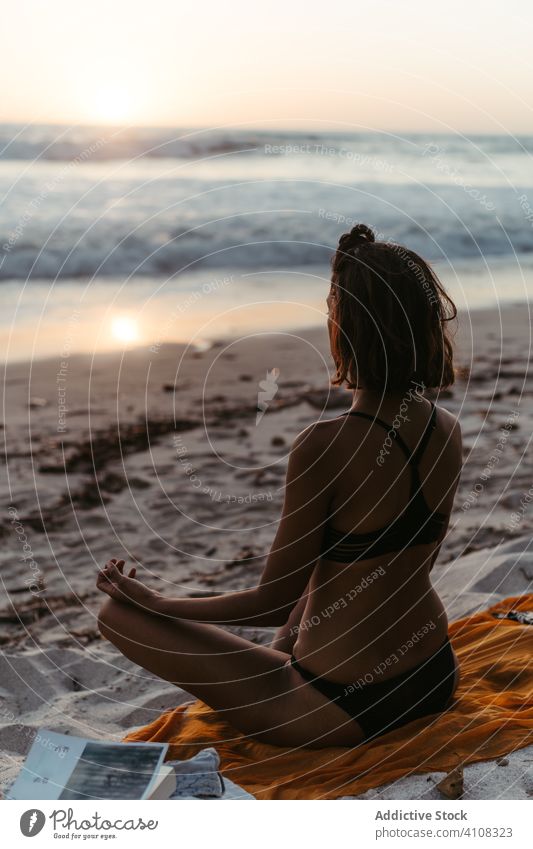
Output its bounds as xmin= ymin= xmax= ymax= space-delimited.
xmin=329 ymin=224 xmax=457 ymax=392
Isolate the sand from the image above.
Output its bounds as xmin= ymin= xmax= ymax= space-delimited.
xmin=1 ymin=303 xmax=532 ymax=797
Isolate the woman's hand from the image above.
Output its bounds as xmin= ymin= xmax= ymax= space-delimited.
xmin=96 ymin=559 xmax=163 ymax=614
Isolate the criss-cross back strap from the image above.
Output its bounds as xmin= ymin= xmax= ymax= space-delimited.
xmin=344 ymin=409 xmax=412 ymax=459
xmin=344 ymin=401 xmax=437 ymax=471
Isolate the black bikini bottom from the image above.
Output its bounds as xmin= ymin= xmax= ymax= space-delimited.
xmin=291 ymin=636 xmax=457 ymax=741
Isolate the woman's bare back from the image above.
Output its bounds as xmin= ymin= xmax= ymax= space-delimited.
xmin=292 ymin=396 xmax=463 ymax=685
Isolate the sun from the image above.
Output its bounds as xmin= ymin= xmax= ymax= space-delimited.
xmin=111 ymin=316 xmax=139 ymax=345
xmin=89 ymin=85 xmax=134 ymax=123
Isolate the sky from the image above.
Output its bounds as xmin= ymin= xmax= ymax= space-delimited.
xmin=2 ymin=0 xmax=533 ymax=132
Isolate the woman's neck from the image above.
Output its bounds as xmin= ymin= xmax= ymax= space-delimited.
xmin=350 ymin=386 xmax=425 ymax=411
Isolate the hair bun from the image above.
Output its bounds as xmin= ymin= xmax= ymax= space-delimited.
xmin=338 ymin=223 xmax=375 ymax=253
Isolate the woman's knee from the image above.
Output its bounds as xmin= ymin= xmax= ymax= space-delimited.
xmin=270 ymin=624 xmax=296 ymax=654
xmin=97 ymin=597 xmax=131 ymax=642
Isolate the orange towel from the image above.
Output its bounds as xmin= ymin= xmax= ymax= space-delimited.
xmin=125 ymin=594 xmax=533 ymax=799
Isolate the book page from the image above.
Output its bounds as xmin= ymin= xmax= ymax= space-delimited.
xmin=8 ymin=730 xmax=168 ymax=800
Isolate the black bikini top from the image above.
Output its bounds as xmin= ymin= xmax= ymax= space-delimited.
xmin=322 ymin=402 xmax=448 ymax=564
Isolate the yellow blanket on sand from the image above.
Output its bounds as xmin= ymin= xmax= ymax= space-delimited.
xmin=124 ymin=595 xmax=533 ymax=799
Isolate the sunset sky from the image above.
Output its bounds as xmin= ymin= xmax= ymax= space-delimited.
xmin=2 ymin=0 xmax=533 ymax=132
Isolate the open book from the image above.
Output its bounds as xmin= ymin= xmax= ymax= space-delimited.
xmin=7 ymin=730 xmax=176 ymax=800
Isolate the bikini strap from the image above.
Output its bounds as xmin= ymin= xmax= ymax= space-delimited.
xmin=343 ymin=410 xmax=413 ymax=460
xmin=344 ymin=401 xmax=437 ymax=494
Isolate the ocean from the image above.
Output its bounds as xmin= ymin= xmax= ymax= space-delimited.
xmin=1 ymin=124 xmax=532 ymax=360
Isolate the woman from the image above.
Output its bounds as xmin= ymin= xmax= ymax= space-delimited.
xmin=97 ymin=224 xmax=462 ymax=749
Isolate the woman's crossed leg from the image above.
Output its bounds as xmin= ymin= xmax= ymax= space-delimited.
xmin=98 ymin=598 xmax=365 ymax=749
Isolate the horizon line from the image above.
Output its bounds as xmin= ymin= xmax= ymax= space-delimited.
xmin=0 ymin=120 xmax=532 ymax=138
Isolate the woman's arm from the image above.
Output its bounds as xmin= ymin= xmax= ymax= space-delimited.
xmin=97 ymin=423 xmax=333 ymax=626
xmin=429 ymin=414 xmax=462 ymax=573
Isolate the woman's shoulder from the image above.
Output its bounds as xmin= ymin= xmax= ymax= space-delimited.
xmin=291 ymin=400 xmax=462 ymax=460
xmin=432 ymin=403 xmax=463 ymax=475
xmin=292 ymin=414 xmax=349 ymax=450
xmin=435 ymin=402 xmax=462 ymax=443
xmin=290 ymin=419 xmax=327 ymax=455
xmin=288 ymin=417 xmax=343 ymax=470
xmin=289 ymin=414 xmax=365 ymax=479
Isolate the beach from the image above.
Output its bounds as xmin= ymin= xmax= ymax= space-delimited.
xmin=1 ymin=301 xmax=532 ymax=798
